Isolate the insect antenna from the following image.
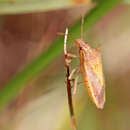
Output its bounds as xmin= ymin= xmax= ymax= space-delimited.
xmin=80 ymin=15 xmax=85 ymax=40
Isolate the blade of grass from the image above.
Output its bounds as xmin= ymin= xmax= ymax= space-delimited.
xmin=0 ymin=0 xmax=122 ymax=111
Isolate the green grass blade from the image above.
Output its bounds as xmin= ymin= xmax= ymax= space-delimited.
xmin=0 ymin=0 xmax=122 ymax=110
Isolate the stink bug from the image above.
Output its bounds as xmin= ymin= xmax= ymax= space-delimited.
xmin=78 ymin=39 xmax=105 ymax=109
xmin=77 ymin=17 xmax=105 ymax=109
xmin=64 ymin=34 xmax=105 ymax=109
xmin=58 ymin=16 xmax=105 ymax=130
xmin=59 ymin=16 xmax=105 ymax=111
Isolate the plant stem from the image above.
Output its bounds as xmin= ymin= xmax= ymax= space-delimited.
xmin=64 ymin=28 xmax=77 ymax=130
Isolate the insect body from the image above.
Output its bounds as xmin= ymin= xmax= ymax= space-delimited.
xmin=59 ymin=29 xmax=105 ymax=109
xmin=60 ymin=22 xmax=105 ymax=130
xmin=76 ymin=39 xmax=105 ymax=109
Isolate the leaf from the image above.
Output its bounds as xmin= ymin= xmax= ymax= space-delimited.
xmin=123 ymin=0 xmax=130 ymax=3
xmin=0 ymin=0 xmax=91 ymax=15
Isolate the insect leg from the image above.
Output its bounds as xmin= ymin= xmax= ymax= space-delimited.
xmin=67 ymin=53 xmax=78 ymax=58
xmin=72 ymin=76 xmax=78 ymax=95
xmin=69 ymin=68 xmax=78 ymax=80
xmin=65 ymin=53 xmax=78 ymax=66
xmin=77 ymin=81 xmax=88 ymax=87
xmin=69 ymin=68 xmax=80 ymax=95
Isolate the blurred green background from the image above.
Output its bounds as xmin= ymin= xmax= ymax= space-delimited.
xmin=0 ymin=0 xmax=130 ymax=130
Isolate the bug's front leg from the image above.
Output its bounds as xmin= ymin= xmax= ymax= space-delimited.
xmin=65 ymin=53 xmax=78 ymax=67
xmin=63 ymin=29 xmax=78 ymax=65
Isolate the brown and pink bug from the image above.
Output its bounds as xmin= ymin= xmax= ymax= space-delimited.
xmin=58 ymin=16 xmax=105 ymax=130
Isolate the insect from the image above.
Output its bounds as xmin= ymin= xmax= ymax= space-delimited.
xmin=58 ymin=16 xmax=105 ymax=130
xmin=60 ymin=17 xmax=105 ymax=109
xmin=78 ymin=38 xmax=105 ymax=109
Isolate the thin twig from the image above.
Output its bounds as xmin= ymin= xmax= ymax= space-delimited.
xmin=64 ymin=28 xmax=77 ymax=130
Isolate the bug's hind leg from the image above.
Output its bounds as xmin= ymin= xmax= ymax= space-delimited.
xmin=69 ymin=68 xmax=80 ymax=95
xmin=72 ymin=76 xmax=78 ymax=95
xmin=69 ymin=68 xmax=78 ymax=80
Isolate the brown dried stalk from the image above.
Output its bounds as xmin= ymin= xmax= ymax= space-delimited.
xmin=64 ymin=28 xmax=77 ymax=130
